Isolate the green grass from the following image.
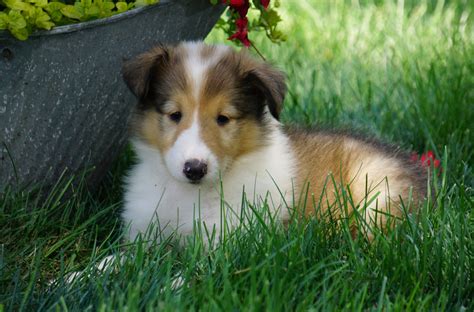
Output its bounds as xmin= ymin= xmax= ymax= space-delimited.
xmin=1 ymin=0 xmax=473 ymax=310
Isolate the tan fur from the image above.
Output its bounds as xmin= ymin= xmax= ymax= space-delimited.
xmin=136 ymin=92 xmax=196 ymax=153
xmin=288 ymin=129 xmax=425 ymax=234
xmin=202 ymin=50 xmax=286 ymax=119
xmin=198 ymin=94 xmax=263 ymax=164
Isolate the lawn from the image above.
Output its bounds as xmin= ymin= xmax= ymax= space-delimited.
xmin=1 ymin=0 xmax=473 ymax=310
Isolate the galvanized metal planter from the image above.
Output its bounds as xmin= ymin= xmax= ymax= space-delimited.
xmin=0 ymin=0 xmax=224 ymax=192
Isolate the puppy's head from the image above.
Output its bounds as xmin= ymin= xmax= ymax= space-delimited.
xmin=122 ymin=42 xmax=286 ymax=184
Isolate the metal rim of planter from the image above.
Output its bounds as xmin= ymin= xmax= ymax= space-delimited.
xmin=0 ymin=0 xmax=174 ymax=40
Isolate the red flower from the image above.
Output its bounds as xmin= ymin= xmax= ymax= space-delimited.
xmin=222 ymin=0 xmax=269 ymax=46
xmin=228 ymin=17 xmax=251 ymax=47
xmin=420 ymin=151 xmax=441 ymax=169
xmin=411 ymin=150 xmax=441 ymax=170
xmin=223 ymin=0 xmax=250 ymax=17
xmin=235 ymin=17 xmax=248 ymax=29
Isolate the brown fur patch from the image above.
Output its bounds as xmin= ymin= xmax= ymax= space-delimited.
xmin=199 ymin=44 xmax=222 ymax=60
xmin=122 ymin=46 xmax=169 ymax=100
xmin=287 ymin=127 xmax=427 ymax=232
xmin=133 ymin=90 xmax=199 ymax=153
xmin=202 ymin=49 xmax=287 ymax=120
xmin=122 ymin=44 xmax=190 ymax=111
xmin=198 ymin=82 xmax=267 ymax=168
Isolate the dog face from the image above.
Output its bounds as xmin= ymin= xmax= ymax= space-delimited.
xmin=122 ymin=42 xmax=286 ymax=184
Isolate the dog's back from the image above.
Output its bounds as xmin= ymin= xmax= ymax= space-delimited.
xmin=287 ymin=128 xmax=426 ymax=234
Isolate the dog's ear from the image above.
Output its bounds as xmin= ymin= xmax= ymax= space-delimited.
xmin=242 ymin=64 xmax=287 ymax=120
xmin=121 ymin=46 xmax=170 ymax=102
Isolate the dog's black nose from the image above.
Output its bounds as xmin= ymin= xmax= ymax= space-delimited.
xmin=183 ymin=159 xmax=207 ymax=182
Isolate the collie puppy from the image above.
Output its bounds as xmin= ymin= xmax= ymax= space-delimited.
xmin=121 ymin=41 xmax=426 ymax=243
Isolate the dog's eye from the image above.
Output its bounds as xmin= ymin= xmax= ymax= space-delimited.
xmin=169 ymin=112 xmax=182 ymax=123
xmin=216 ymin=115 xmax=230 ymax=126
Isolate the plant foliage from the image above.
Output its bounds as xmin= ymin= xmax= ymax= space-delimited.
xmin=0 ymin=0 xmax=158 ymax=40
xmin=216 ymin=0 xmax=285 ymax=47
xmin=0 ymin=0 xmax=285 ymax=43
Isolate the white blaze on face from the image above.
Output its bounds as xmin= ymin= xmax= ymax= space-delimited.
xmin=186 ymin=44 xmax=206 ymax=100
xmin=184 ymin=42 xmax=229 ymax=99
xmin=164 ymin=112 xmax=219 ymax=183
xmin=163 ymin=43 xmax=229 ymax=183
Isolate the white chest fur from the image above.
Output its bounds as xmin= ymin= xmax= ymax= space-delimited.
xmin=122 ymin=127 xmax=296 ymax=242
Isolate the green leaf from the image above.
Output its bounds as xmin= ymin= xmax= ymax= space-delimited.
xmin=134 ymin=0 xmax=157 ymax=8
xmin=73 ymin=2 xmax=86 ymax=18
xmin=45 ymin=2 xmax=66 ymax=22
xmin=96 ymin=1 xmax=115 ymax=18
xmin=268 ymin=29 xmax=286 ymax=42
xmin=7 ymin=9 xmax=27 ymax=29
xmin=85 ymin=4 xmax=100 ymax=18
xmin=60 ymin=5 xmax=83 ymax=20
xmin=81 ymin=0 xmax=92 ymax=9
xmin=45 ymin=2 xmax=65 ymax=12
xmin=34 ymin=8 xmax=54 ymax=30
xmin=10 ymin=25 xmax=29 ymax=40
xmin=261 ymin=8 xmax=282 ymax=26
xmin=3 ymin=0 xmax=31 ymax=11
xmin=49 ymin=10 xmax=62 ymax=22
xmin=103 ymin=1 xmax=115 ymax=11
xmin=28 ymin=0 xmax=48 ymax=8
xmin=133 ymin=0 xmax=145 ymax=7
xmin=0 ymin=12 xmax=9 ymax=30
xmin=115 ymin=2 xmax=127 ymax=13
xmin=7 ymin=10 xmax=28 ymax=40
